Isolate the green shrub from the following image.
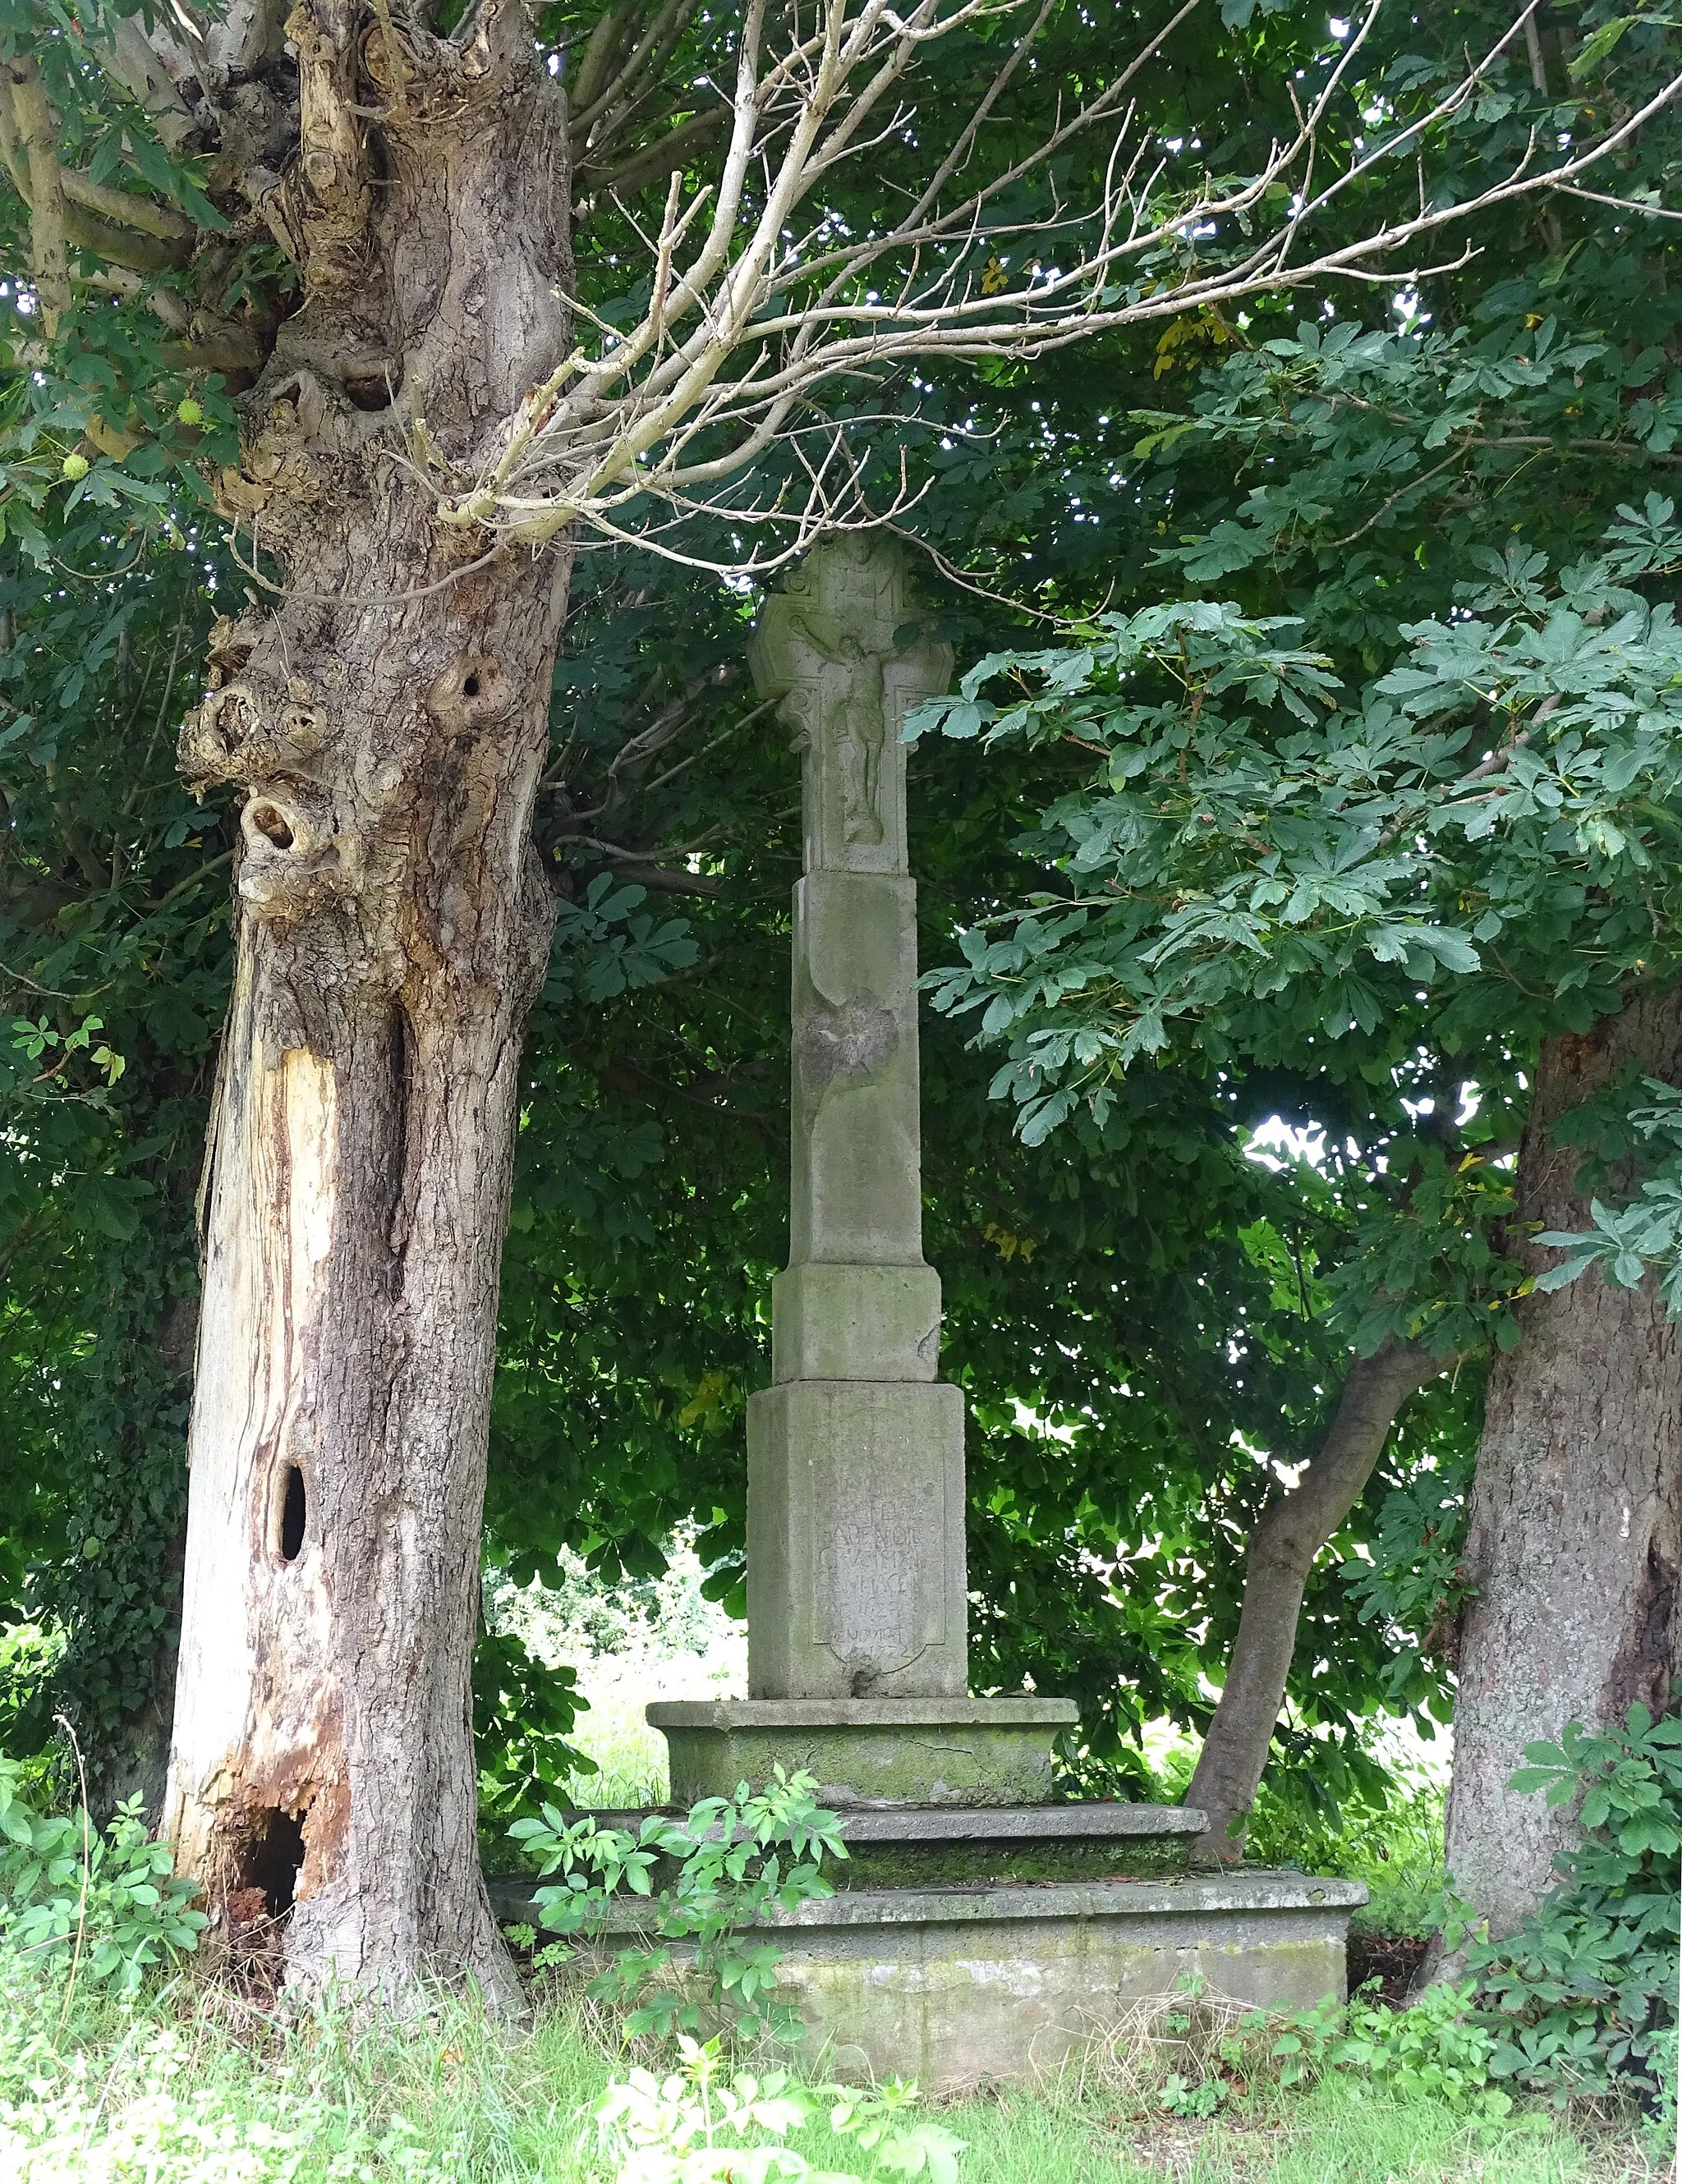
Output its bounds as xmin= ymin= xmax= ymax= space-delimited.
xmin=508 ymin=1767 xmax=846 ymax=2040
xmin=1450 ymin=1703 xmax=1682 ymax=2103
xmin=1264 ymin=1983 xmax=1510 ymax=2118
xmin=473 ymin=1622 xmax=595 ymax=1850
xmin=0 ymin=1759 xmax=205 ymax=1990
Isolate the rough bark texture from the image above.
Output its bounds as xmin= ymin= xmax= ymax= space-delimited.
xmin=1446 ymin=989 xmax=1682 ymax=1937
xmin=1184 ymin=1341 xmax=1437 ymax=1862
xmin=162 ymin=0 xmax=573 ymax=2000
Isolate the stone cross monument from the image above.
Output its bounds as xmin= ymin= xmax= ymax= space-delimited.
xmin=744 ymin=534 xmax=963 ymax=1700
xmin=649 ymin=535 xmax=1074 ymax=1804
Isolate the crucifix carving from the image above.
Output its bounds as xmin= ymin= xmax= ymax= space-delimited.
xmin=750 ymin=533 xmax=950 ymax=879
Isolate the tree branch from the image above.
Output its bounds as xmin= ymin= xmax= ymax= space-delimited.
xmin=409 ymin=0 xmax=1682 ymax=569
xmin=5 ymin=59 xmax=71 ymax=333
xmin=1183 ymin=1338 xmax=1442 ymax=1861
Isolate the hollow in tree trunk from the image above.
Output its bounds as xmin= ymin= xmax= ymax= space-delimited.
xmin=1184 ymin=1340 xmax=1437 ymax=1861
xmin=1445 ymin=988 xmax=1682 ymax=1938
xmin=161 ymin=2 xmax=572 ymax=2000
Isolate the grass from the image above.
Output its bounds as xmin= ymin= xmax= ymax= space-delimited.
xmin=0 ymin=1952 xmax=1661 ymax=2184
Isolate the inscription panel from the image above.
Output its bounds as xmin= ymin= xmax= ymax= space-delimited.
xmin=808 ymin=1397 xmax=949 ymax=1671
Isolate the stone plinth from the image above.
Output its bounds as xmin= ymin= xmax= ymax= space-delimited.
xmin=832 ymin=1801 xmax=1205 ymax=1888
xmin=646 ymin=1697 xmax=1077 ymax=1807
xmin=489 ymin=1801 xmax=1205 ymax=1902
xmin=747 ymin=1380 xmax=967 ymax=1699
xmin=490 ymin=1870 xmax=1368 ymax=2092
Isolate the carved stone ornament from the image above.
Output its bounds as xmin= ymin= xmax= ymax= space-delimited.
xmin=748 ymin=535 xmax=953 ymax=876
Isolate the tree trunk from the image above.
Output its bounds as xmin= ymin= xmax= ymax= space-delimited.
xmin=1185 ymin=1341 xmax=1437 ymax=1861
xmin=162 ymin=2 xmax=572 ymax=1999
xmin=1445 ymin=988 xmax=1682 ymax=1938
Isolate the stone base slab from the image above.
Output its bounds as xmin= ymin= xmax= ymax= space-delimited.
xmin=834 ymin=1800 xmax=1204 ymax=1887
xmin=646 ymin=1696 xmax=1078 ymax=1807
xmin=494 ymin=1798 xmax=1207 ymax=1893
xmin=759 ymin=1873 xmax=1367 ymax=2089
xmin=492 ymin=1870 xmax=1367 ymax=2091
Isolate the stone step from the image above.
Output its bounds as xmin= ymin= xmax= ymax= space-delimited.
xmin=488 ymin=1797 xmax=1207 ymax=1901
xmin=485 ymin=1866 xmax=1369 ymax=2090
xmin=647 ymin=1695 xmax=1079 ymax=1806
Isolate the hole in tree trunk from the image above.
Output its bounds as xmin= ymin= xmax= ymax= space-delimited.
xmin=249 ymin=802 xmax=295 ymax=849
xmin=462 ymin=672 xmax=480 ymax=696
xmin=277 ymin=1464 xmax=307 ymax=1562
xmin=343 ymin=372 xmax=398 ymax=412
xmin=242 ymin=1806 xmax=306 ymax=1918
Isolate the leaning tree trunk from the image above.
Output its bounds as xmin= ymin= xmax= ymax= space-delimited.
xmin=162 ymin=3 xmax=572 ymax=2000
xmin=1445 ymin=987 xmax=1682 ymax=1938
xmin=1184 ymin=1340 xmax=1437 ymax=1861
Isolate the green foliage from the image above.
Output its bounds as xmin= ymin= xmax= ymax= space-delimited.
xmin=545 ymin=875 xmax=702 ymax=1008
xmin=0 ymin=1758 xmax=204 ymax=1989
xmin=472 ymin=1625 xmax=595 ymax=1837
xmin=1537 ymin=1077 xmax=1682 ymax=1310
xmin=512 ymin=1769 xmax=846 ymax=2040
xmin=1266 ymin=1986 xmax=1510 ymax=2118
xmin=587 ymin=2036 xmax=967 ymax=2184
xmin=1340 ymin=1461 xmax=1473 ymax=1713
xmin=1453 ymin=1705 xmax=1682 ymax=2100
xmin=911 ymin=494 xmax=1682 ymax=1202
xmin=1330 ymin=1986 xmax=1510 ymax=2118
xmin=0 ymin=517 xmax=225 ymax=1785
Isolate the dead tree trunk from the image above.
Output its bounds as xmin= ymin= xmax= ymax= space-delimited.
xmin=1445 ymin=989 xmax=1682 ymax=1938
xmin=161 ymin=3 xmax=572 ymax=2000
xmin=1184 ymin=1341 xmax=1437 ymax=1861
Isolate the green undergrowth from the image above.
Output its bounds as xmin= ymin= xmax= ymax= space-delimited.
xmin=0 ymin=1950 xmax=1657 ymax=2184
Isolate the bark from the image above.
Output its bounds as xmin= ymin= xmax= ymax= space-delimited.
xmin=161 ymin=1 xmax=573 ymax=2001
xmin=1184 ymin=1340 xmax=1438 ymax=1861
xmin=1445 ymin=987 xmax=1682 ymax=1938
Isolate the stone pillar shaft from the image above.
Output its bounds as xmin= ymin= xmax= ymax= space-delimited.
xmin=746 ymin=538 xmax=964 ymax=1700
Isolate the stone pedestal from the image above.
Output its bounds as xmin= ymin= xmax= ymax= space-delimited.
xmin=488 ymin=1868 xmax=1369 ymax=2093
xmin=747 ymin=1381 xmax=966 ymax=1700
xmin=647 ymin=1697 xmax=1078 ymax=1808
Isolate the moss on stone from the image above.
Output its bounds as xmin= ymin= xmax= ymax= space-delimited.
xmin=838 ymin=1835 xmax=1195 ymax=1888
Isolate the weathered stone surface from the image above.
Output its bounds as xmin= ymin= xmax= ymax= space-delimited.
xmin=491 ymin=1798 xmax=1208 ymax=1896
xmin=732 ymin=538 xmax=970 ymax=1708
xmin=747 ymin=1380 xmax=966 ymax=1699
xmin=762 ymin=1874 xmax=1364 ymax=2089
xmin=833 ymin=1801 xmax=1205 ymax=1887
xmin=748 ymin=536 xmax=953 ymax=883
xmin=494 ymin=1870 xmax=1367 ymax=2090
xmin=770 ymin=1263 xmax=942 ymax=1383
xmin=647 ymin=1696 xmax=1075 ymax=1806
xmin=788 ymin=871 xmax=925 ymax=1273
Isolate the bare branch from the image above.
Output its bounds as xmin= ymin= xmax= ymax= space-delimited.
xmin=393 ymin=0 xmax=1682 ymax=577
xmin=57 ymin=166 xmax=198 ymax=245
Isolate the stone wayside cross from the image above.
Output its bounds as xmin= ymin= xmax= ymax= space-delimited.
xmin=649 ymin=535 xmax=1077 ymax=1806
xmin=744 ymin=535 xmax=962 ymax=1700
xmin=632 ymin=547 xmax=1358 ymax=2049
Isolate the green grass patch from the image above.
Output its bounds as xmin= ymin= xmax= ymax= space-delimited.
xmin=0 ymin=1951 xmax=1657 ymax=2183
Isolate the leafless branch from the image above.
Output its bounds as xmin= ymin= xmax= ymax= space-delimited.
xmin=390 ymin=0 xmax=1680 ymax=575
